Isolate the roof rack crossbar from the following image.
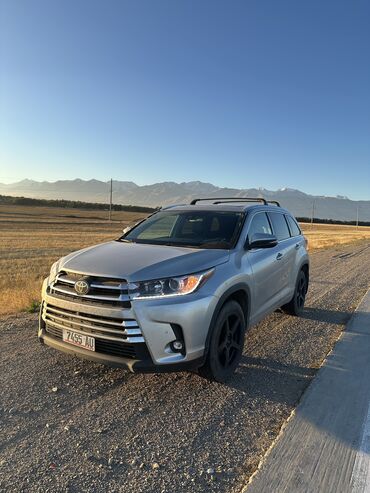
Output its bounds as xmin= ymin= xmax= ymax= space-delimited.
xmin=190 ymin=197 xmax=267 ymax=205
xmin=266 ymin=200 xmax=281 ymax=207
xmin=213 ymin=199 xmax=268 ymax=205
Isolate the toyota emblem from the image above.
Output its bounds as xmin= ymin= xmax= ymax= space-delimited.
xmin=74 ymin=279 xmax=90 ymax=295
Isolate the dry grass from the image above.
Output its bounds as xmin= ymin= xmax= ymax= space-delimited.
xmin=1 ymin=204 xmax=369 ymax=315
xmin=300 ymin=222 xmax=370 ymax=250
xmin=0 ymin=205 xmax=147 ymax=315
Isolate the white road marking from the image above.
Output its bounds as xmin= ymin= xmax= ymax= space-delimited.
xmin=351 ymin=396 xmax=370 ymax=492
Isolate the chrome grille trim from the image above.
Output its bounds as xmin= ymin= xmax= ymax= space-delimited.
xmin=49 ymin=271 xmax=131 ymax=305
xmin=50 ymin=284 xmax=130 ymax=303
xmin=45 ymin=305 xmax=138 ymax=328
xmin=56 ymin=273 xmax=129 ymax=291
xmin=43 ymin=303 xmax=144 ymax=344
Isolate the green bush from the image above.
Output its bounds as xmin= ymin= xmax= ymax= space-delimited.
xmin=27 ymin=300 xmax=41 ymax=313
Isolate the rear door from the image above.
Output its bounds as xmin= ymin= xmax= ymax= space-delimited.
xmin=267 ymin=211 xmax=297 ymax=301
xmin=285 ymin=214 xmax=306 ymax=286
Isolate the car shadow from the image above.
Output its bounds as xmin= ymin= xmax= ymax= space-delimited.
xmin=224 ymin=355 xmax=317 ymax=400
xmin=298 ymin=306 xmax=350 ymax=325
xmin=222 ymin=305 xmax=370 ymax=454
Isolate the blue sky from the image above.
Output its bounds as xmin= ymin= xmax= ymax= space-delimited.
xmin=1 ymin=0 xmax=369 ymax=199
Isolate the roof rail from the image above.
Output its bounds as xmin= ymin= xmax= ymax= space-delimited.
xmin=190 ymin=197 xmax=267 ymax=205
xmin=161 ymin=203 xmax=187 ymax=210
xmin=266 ymin=200 xmax=281 ymax=207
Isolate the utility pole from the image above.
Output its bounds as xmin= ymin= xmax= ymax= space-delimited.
xmin=311 ymin=199 xmax=315 ymax=228
xmin=109 ymin=178 xmax=113 ymax=222
xmin=356 ymin=204 xmax=359 ymax=229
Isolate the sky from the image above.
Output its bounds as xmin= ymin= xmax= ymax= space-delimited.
xmin=0 ymin=0 xmax=369 ymax=199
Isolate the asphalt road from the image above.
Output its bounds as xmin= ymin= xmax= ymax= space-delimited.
xmin=1 ymin=242 xmax=370 ymax=493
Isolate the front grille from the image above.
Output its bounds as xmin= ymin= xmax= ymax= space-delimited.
xmin=43 ymin=302 xmax=144 ymax=344
xmin=44 ymin=325 xmax=150 ymax=360
xmin=49 ymin=271 xmax=131 ymax=307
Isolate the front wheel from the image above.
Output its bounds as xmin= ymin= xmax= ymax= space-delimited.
xmin=198 ymin=300 xmax=246 ymax=382
xmin=282 ymin=269 xmax=307 ymax=316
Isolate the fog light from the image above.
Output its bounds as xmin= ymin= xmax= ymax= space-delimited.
xmin=171 ymin=340 xmax=184 ymax=352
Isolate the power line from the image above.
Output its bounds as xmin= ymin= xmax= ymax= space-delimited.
xmin=311 ymin=199 xmax=316 ymax=228
xmin=108 ymin=178 xmax=113 ymax=221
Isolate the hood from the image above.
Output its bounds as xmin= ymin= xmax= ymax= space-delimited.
xmin=60 ymin=241 xmax=230 ymax=281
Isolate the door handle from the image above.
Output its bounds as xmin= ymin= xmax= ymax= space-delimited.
xmin=276 ymin=253 xmax=283 ymax=260
xmin=295 ymin=243 xmax=300 ymax=250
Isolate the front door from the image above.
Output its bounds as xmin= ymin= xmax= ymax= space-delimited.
xmin=245 ymin=211 xmax=286 ymax=323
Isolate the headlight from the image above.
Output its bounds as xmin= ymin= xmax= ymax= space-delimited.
xmin=130 ymin=269 xmax=214 ymax=300
xmin=49 ymin=257 xmax=65 ymax=284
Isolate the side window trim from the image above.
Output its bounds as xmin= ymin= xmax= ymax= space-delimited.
xmin=292 ymin=215 xmax=301 ymax=235
xmin=267 ymin=211 xmax=291 ymax=243
xmin=285 ymin=214 xmax=294 ymax=237
xmin=285 ymin=214 xmax=302 ymax=237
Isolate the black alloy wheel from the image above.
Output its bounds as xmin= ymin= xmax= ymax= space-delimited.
xmin=217 ymin=312 xmax=244 ymax=369
xmin=282 ymin=269 xmax=308 ymax=316
xmin=296 ymin=273 xmax=307 ymax=310
xmin=199 ymin=300 xmax=246 ymax=382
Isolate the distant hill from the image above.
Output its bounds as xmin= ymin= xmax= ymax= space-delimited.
xmin=0 ymin=179 xmax=369 ymax=222
xmin=0 ymin=194 xmax=155 ymax=213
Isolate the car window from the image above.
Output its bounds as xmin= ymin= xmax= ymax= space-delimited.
xmin=178 ymin=215 xmax=206 ymax=237
xmin=268 ymin=212 xmax=291 ymax=241
xmin=286 ymin=215 xmax=301 ymax=237
xmin=248 ymin=213 xmax=272 ymax=239
xmin=124 ymin=211 xmax=243 ymax=249
xmin=135 ymin=215 xmax=178 ymax=240
xmin=210 ymin=216 xmax=220 ymax=232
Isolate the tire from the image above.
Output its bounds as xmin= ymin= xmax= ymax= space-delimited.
xmin=282 ymin=269 xmax=307 ymax=316
xmin=198 ymin=300 xmax=246 ymax=382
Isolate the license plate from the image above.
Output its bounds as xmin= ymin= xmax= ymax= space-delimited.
xmin=63 ymin=329 xmax=95 ymax=352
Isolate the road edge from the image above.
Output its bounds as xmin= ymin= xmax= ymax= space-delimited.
xmin=241 ymin=287 xmax=370 ymax=493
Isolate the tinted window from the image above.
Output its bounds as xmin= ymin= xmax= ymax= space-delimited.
xmin=135 ymin=215 xmax=177 ymax=240
xmin=248 ymin=213 xmax=272 ymax=239
xmin=268 ymin=212 xmax=290 ymax=241
xmin=124 ymin=211 xmax=243 ymax=249
xmin=286 ymin=215 xmax=301 ymax=237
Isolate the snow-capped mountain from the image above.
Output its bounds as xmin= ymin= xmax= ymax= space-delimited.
xmin=0 ymin=179 xmax=369 ymax=221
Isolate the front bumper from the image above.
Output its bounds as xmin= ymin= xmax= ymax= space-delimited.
xmin=39 ymin=329 xmax=203 ymax=373
xmin=39 ymin=278 xmax=218 ymax=372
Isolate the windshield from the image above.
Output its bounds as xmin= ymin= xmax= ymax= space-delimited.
xmin=121 ymin=210 xmax=244 ymax=249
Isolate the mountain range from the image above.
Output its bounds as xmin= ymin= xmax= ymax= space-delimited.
xmin=0 ymin=179 xmax=369 ymax=222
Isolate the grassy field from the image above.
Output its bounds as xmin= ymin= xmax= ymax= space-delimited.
xmin=1 ymin=204 xmax=370 ymax=315
xmin=300 ymin=222 xmax=370 ymax=250
xmin=0 ymin=205 xmax=148 ymax=315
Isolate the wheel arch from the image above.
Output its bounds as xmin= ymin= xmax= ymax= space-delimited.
xmin=203 ymin=283 xmax=251 ymax=361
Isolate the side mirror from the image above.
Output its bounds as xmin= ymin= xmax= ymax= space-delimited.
xmin=246 ymin=233 xmax=278 ymax=250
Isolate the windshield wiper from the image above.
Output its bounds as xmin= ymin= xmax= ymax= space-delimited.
xmin=117 ymin=238 xmax=136 ymax=243
xmin=128 ymin=239 xmax=202 ymax=248
xmin=198 ymin=239 xmax=230 ymax=249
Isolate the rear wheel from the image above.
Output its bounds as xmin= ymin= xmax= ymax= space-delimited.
xmin=199 ymin=300 xmax=245 ymax=382
xmin=282 ymin=269 xmax=307 ymax=316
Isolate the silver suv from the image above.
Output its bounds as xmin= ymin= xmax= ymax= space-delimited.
xmin=39 ymin=197 xmax=309 ymax=382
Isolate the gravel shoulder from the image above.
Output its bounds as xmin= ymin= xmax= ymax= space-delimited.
xmin=1 ymin=242 xmax=370 ymax=493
